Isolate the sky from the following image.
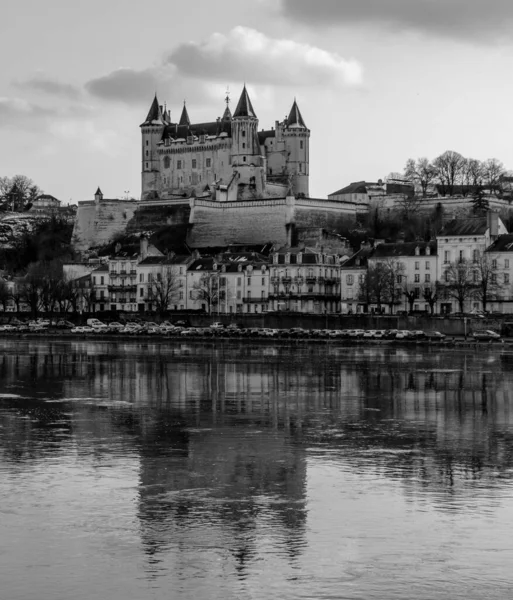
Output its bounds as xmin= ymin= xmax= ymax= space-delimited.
xmin=2 ymin=0 xmax=513 ymax=202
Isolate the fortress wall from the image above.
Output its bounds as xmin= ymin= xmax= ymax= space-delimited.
xmin=73 ymin=200 xmax=138 ymax=250
xmin=126 ymin=203 xmax=191 ymax=234
xmin=294 ymin=200 xmax=358 ymax=233
xmin=187 ymin=198 xmax=292 ymax=247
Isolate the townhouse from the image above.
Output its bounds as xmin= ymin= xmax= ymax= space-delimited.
xmin=269 ymin=247 xmax=341 ymax=314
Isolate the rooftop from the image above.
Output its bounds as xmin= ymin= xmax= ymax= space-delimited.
xmin=438 ymin=217 xmax=488 ymax=237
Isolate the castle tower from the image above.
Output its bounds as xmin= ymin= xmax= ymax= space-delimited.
xmin=140 ymin=95 xmax=165 ymax=199
xmin=283 ymin=99 xmax=310 ymax=197
xmin=231 ymin=86 xmax=261 ymax=166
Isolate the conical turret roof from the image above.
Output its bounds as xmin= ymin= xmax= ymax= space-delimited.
xmin=222 ymin=104 xmax=232 ymax=121
xmin=233 ymin=85 xmax=257 ymax=119
xmin=179 ymin=103 xmax=191 ymax=126
xmin=141 ymin=94 xmax=164 ymax=126
xmin=286 ymin=99 xmax=306 ymax=128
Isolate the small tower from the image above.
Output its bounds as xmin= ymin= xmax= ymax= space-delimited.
xmin=231 ymin=86 xmax=261 ymax=166
xmin=140 ymin=95 xmax=165 ymax=200
xmin=283 ymin=99 xmax=310 ymax=197
xmin=94 ymin=187 xmax=103 ymax=204
xmin=179 ymin=102 xmax=191 ymax=126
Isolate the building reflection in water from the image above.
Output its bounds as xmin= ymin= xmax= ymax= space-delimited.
xmin=2 ymin=340 xmax=513 ymax=582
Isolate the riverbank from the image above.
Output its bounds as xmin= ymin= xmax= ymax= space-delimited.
xmin=0 ymin=329 xmax=509 ymax=350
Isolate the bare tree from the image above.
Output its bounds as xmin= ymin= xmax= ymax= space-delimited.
xmin=403 ymin=283 xmax=418 ymax=313
xmin=0 ymin=175 xmax=42 ymax=211
xmin=432 ymin=150 xmax=465 ymax=196
xmin=473 ymin=252 xmax=499 ymax=312
xmin=362 ymin=260 xmax=404 ymax=313
xmin=441 ymin=259 xmax=476 ymax=313
xmin=191 ymin=272 xmax=220 ymax=314
xmin=404 ymin=157 xmax=437 ymax=197
xmin=381 ymin=259 xmax=405 ymax=314
xmin=0 ymin=279 xmax=12 ymax=311
xmin=482 ymin=158 xmax=506 ymax=197
xmin=423 ymin=282 xmax=440 ymax=315
xmin=147 ymin=268 xmax=180 ymax=315
xmin=395 ymin=194 xmax=423 ymax=221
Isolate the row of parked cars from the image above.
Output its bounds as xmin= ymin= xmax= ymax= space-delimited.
xmin=0 ymin=319 xmax=503 ymax=342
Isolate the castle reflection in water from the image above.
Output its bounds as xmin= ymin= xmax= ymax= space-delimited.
xmin=1 ymin=339 xmax=513 ymax=577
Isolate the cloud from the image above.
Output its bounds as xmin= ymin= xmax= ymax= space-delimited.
xmin=168 ymin=26 xmax=362 ymax=87
xmin=280 ymin=0 xmax=513 ymax=41
xmin=15 ymin=76 xmax=81 ymax=99
xmin=0 ymin=97 xmax=58 ymax=125
xmin=0 ymin=96 xmax=91 ymax=130
xmin=85 ymin=27 xmax=362 ymax=107
xmin=85 ymin=67 xmax=162 ymax=104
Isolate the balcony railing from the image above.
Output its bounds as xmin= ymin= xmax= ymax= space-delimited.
xmin=108 ymin=284 xmax=137 ymax=291
xmin=305 ymin=276 xmax=317 ymax=284
xmin=243 ymin=297 xmax=266 ymax=303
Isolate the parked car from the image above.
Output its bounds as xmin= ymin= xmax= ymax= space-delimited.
xmin=210 ymin=322 xmax=224 ymax=329
xmin=425 ymin=331 xmax=446 ymax=340
xmin=70 ymin=326 xmax=94 ymax=334
xmin=55 ymin=320 xmax=75 ymax=329
xmin=472 ymin=330 xmax=501 ymax=341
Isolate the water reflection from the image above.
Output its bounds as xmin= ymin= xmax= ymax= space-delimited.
xmin=1 ymin=340 xmax=513 ymax=599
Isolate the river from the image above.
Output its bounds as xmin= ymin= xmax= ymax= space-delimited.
xmin=1 ymin=339 xmax=513 ymax=599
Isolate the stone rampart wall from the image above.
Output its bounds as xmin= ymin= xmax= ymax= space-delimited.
xmin=187 ymin=198 xmax=292 ymax=247
xmin=73 ymin=200 xmax=138 ymax=250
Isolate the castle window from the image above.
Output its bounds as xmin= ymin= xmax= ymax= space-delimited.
xmin=146 ymin=150 xmax=149 ymax=157
xmin=242 ymin=130 xmax=246 ymax=137
xmin=243 ymin=157 xmax=246 ymax=162
xmin=299 ymin=163 xmax=302 ymax=173
xmin=163 ymin=156 xmax=170 ymax=169
xmin=206 ymin=158 xmax=211 ymax=168
xmin=146 ymin=140 xmax=148 ymax=146
xmin=300 ymin=141 xmax=304 ymax=149
xmin=177 ymin=160 xmax=182 ymax=169
xmin=192 ymin=159 xmax=197 ymax=169
xmin=145 ymin=163 xmax=148 ymax=169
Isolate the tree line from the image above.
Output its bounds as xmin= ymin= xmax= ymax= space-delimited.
xmin=403 ymin=152 xmax=510 ymax=198
xmin=0 ymin=175 xmax=42 ymax=212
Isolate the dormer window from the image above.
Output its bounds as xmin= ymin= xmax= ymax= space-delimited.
xmin=426 ymin=246 xmax=431 ymax=256
xmin=187 ymin=136 xmax=194 ymax=144
xmin=415 ymin=246 xmax=420 ymax=256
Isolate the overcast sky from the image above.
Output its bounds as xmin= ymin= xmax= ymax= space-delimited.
xmin=2 ymin=0 xmax=513 ymax=202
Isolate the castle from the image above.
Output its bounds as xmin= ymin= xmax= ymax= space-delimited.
xmin=140 ymin=86 xmax=310 ymax=201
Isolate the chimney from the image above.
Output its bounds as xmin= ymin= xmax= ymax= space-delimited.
xmin=488 ymin=211 xmax=499 ymax=238
xmin=140 ymin=235 xmax=148 ymax=260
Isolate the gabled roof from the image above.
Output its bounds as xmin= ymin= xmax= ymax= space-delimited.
xmin=188 ymin=257 xmax=216 ymax=271
xmin=485 ymin=234 xmax=513 ymax=253
xmin=372 ymin=241 xmax=437 ymax=258
xmin=92 ymin=264 xmax=109 ymax=273
xmin=233 ymin=85 xmax=257 ymax=119
xmin=438 ymin=217 xmax=488 ymax=237
xmin=340 ymin=246 xmax=374 ymax=269
xmin=329 ymin=181 xmax=369 ymax=196
xmin=95 ymin=187 xmax=102 ymax=196
xmin=140 ymin=95 xmax=164 ymax=126
xmin=179 ymin=103 xmax=190 ymax=126
xmin=287 ymin=99 xmax=306 ymax=128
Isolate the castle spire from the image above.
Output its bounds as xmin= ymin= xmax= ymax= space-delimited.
xmin=233 ymin=85 xmax=257 ymax=119
xmin=141 ymin=94 xmax=164 ymax=126
xmin=179 ymin=101 xmax=190 ymax=126
xmin=286 ymin=99 xmax=306 ymax=128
